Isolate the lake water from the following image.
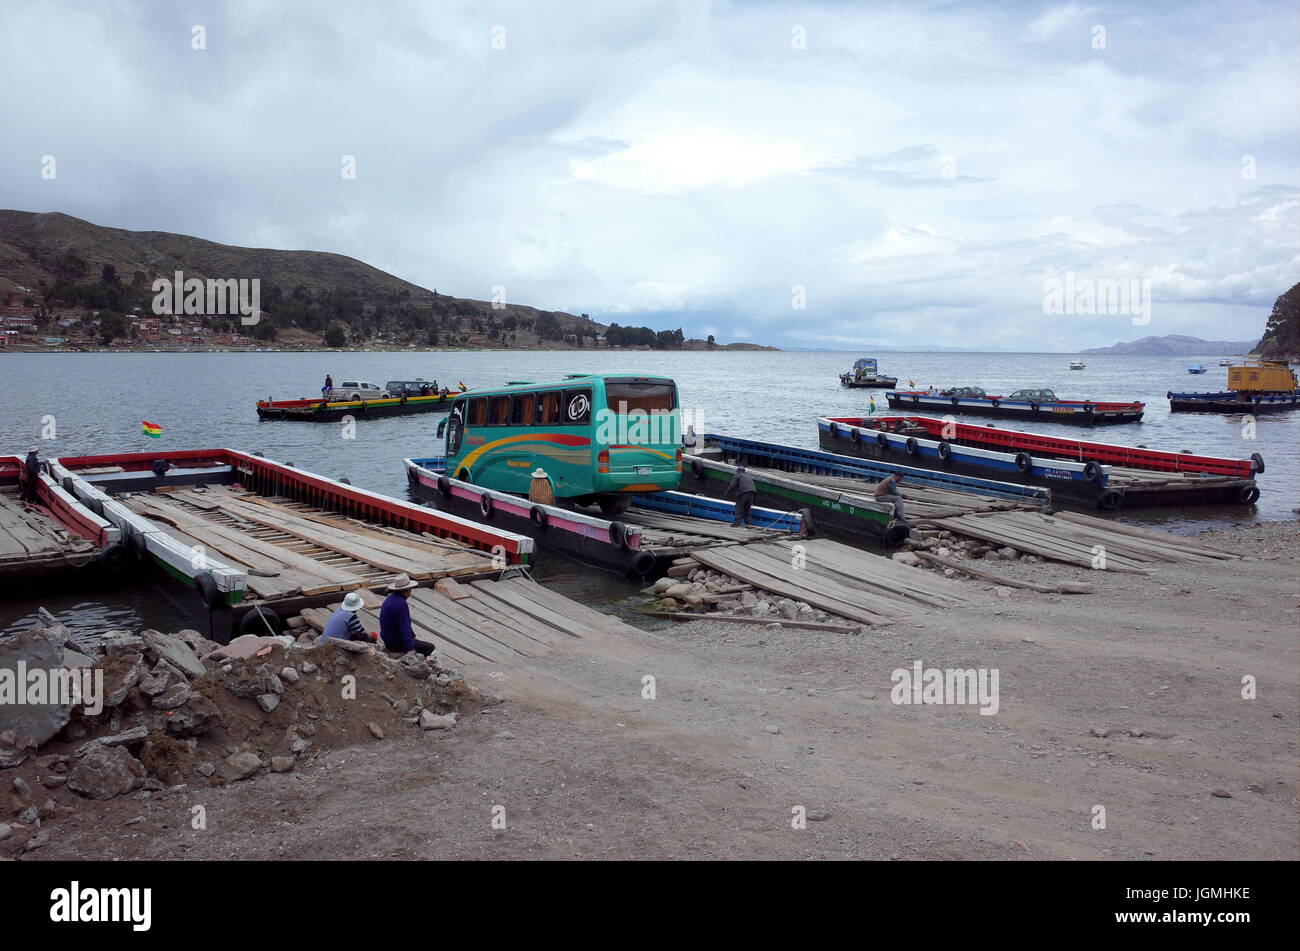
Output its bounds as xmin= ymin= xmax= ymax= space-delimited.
xmin=2 ymin=349 xmax=1295 ymax=634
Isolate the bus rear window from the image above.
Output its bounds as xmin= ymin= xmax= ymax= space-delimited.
xmin=606 ymin=381 xmax=676 ymax=414
xmin=467 ymin=398 xmax=487 ymax=426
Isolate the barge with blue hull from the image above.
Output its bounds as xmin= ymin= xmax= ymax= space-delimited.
xmin=886 ymin=387 xmax=1144 ymax=425
xmin=817 ymin=415 xmax=1263 ymax=510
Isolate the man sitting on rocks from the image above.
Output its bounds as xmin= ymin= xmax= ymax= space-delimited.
xmin=378 ymin=575 xmax=436 ymax=657
xmin=317 ymin=592 xmax=374 ymax=645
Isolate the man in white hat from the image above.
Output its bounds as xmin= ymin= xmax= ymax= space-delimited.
xmin=317 ymin=591 xmax=374 ymax=645
xmin=378 ymin=574 xmax=435 ymax=656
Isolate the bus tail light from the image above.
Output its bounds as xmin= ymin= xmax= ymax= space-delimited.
xmin=597 ymin=449 xmax=609 ymax=473
xmin=675 ymin=448 xmax=682 ymax=471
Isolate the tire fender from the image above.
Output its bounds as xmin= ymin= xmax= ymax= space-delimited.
xmin=1082 ymin=460 xmax=1103 ymax=482
xmin=851 ymin=427 xmax=862 ymax=444
xmin=828 ymin=421 xmax=840 ymax=438
xmin=625 ymin=551 xmax=656 ymax=580
xmin=882 ymin=520 xmax=910 ymax=547
xmin=437 ymin=474 xmax=452 ymax=495
xmin=1014 ymin=451 xmax=1033 ymax=473
xmin=905 ymin=437 xmax=919 ymax=455
xmin=1250 ymin=453 xmax=1265 ymax=474
xmin=608 ymin=520 xmax=631 ymax=550
xmin=1097 ymin=488 xmax=1123 ymax=511
xmin=479 ymin=492 xmax=494 ymax=519
xmin=937 ymin=441 xmax=952 ymax=462
xmin=239 ymin=604 xmax=284 ymax=637
xmin=690 ymin=458 xmax=705 ymax=479
xmin=530 ymin=506 xmax=549 ymax=530
xmin=875 ymin=432 xmax=888 ymax=449
xmin=98 ymin=543 xmax=131 ymax=573
xmin=194 ymin=570 xmax=226 ymax=611
xmin=1030 ymin=402 xmax=1040 ymax=412
xmin=1239 ymin=484 xmax=1260 ymax=504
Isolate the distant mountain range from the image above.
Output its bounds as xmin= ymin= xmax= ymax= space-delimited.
xmin=1081 ymin=335 xmax=1258 ymax=356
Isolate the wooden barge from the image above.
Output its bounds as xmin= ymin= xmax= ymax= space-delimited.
xmin=45 ymin=449 xmax=533 ymax=640
xmin=677 ymin=435 xmax=1049 ymax=547
xmin=818 ymin=415 xmax=1263 ymax=509
xmin=886 ymin=389 xmax=1144 ymax=425
xmin=404 ymin=456 xmax=803 ymax=578
xmin=1168 ymin=391 xmax=1300 ymax=413
xmin=1 ymin=454 xmax=122 ymax=583
xmin=256 ymin=392 xmax=457 ymax=421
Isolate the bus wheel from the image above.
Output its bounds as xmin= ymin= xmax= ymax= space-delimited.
xmin=598 ymin=494 xmax=631 ymax=515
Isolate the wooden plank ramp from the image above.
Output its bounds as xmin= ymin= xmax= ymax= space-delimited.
xmin=926 ymin=509 xmax=1241 ymax=571
xmin=0 ymin=487 xmax=97 ymax=568
xmin=687 ymin=536 xmax=978 ymax=626
xmin=298 ymin=575 xmax=644 ymax=673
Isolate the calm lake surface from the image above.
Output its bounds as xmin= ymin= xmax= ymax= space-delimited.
xmin=3 ymin=349 xmax=1295 ymax=635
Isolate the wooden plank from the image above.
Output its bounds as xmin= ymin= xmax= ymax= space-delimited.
xmin=500 ymin=577 xmax=634 ymax=637
xmin=913 ymin=551 xmax=1093 ymax=593
xmin=409 ymin=587 xmax=548 ymax=656
xmin=468 ymin=579 xmax=607 ymax=639
xmin=451 ymin=589 xmax=572 ymax=650
xmin=711 ymin=543 xmax=923 ymax=616
xmin=651 ymin=611 xmax=860 ymax=633
xmin=402 ymin=591 xmax=521 ymax=662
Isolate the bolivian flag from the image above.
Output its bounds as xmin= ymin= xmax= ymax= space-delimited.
xmin=141 ymin=420 xmax=162 ymax=439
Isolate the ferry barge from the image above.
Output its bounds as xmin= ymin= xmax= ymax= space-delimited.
xmin=839 ymin=357 xmax=898 ymax=389
xmin=1168 ymin=360 xmax=1299 ymax=413
xmin=885 ymin=387 xmax=1144 ymax=425
xmin=817 ymin=415 xmax=1263 ymax=509
xmin=256 ymin=391 xmax=457 ymax=421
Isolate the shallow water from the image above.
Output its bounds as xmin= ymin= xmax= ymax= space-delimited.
xmin=2 ymin=349 xmax=1294 ymax=635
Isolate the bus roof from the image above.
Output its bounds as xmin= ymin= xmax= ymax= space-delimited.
xmin=452 ymin=375 xmax=674 ymax=398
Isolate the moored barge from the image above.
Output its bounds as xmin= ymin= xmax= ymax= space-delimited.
xmin=817 ymin=415 xmax=1263 ymax=509
xmin=886 ymin=387 xmax=1144 ymax=425
xmin=256 ymin=391 xmax=457 ymax=421
xmin=1168 ymin=391 xmax=1300 ymax=413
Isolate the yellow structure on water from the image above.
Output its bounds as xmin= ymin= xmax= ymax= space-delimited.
xmin=1227 ymin=359 xmax=1298 ymax=393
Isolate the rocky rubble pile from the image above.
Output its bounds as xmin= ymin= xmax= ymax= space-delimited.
xmin=641 ymin=565 xmax=842 ymax=627
xmin=891 ymin=530 xmax=1038 ymax=577
xmin=0 ymin=619 xmax=481 ymax=857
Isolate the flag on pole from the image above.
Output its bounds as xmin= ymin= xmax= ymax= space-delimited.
xmin=869 ymin=396 xmax=876 ymax=414
xmin=457 ymin=381 xmax=467 ymax=391
xmin=141 ymin=420 xmax=162 ymax=439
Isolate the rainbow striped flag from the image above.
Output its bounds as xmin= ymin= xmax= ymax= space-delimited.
xmin=141 ymin=420 xmax=162 ymax=439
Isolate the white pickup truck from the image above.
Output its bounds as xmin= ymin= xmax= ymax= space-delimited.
xmin=328 ymin=381 xmax=390 ymax=401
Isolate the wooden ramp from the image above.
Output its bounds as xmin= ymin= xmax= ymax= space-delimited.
xmin=687 ymin=537 xmax=977 ymax=626
xmin=750 ymin=466 xmax=1038 ymax=520
xmin=0 ymin=487 xmax=97 ymax=571
xmin=299 ymin=575 xmax=636 ymax=671
xmin=623 ymin=507 xmax=792 ymax=557
xmin=120 ymin=484 xmax=493 ymax=601
xmin=926 ymin=509 xmax=1241 ymax=572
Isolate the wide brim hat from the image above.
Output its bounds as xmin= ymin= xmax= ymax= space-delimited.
xmin=341 ymin=592 xmax=364 ymax=612
xmin=386 ymin=574 xmax=418 ymax=592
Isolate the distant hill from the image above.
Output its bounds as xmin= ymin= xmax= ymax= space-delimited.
xmin=0 ymin=209 xmax=774 ymax=352
xmin=1254 ymin=283 xmax=1299 ymax=361
xmin=1081 ymin=335 xmax=1257 ymax=356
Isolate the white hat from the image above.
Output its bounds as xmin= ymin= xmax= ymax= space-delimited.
xmin=531 ymin=468 xmax=549 ymax=478
xmin=386 ymin=574 xmax=418 ymax=592
xmin=341 ymin=592 xmax=364 ymax=612
xmin=28 ymin=445 xmax=40 ymax=454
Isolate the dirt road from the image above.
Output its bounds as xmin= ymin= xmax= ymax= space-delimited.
xmin=29 ymin=521 xmax=1298 ymax=861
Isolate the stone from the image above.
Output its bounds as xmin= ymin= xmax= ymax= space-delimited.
xmin=0 ymin=629 xmax=75 ymax=749
xmin=653 ymin=577 xmax=674 ymax=593
xmin=141 ymin=630 xmax=207 ymax=679
xmin=196 ymin=762 xmax=216 ymax=778
xmin=256 ymin=693 xmax=281 ymax=713
xmin=165 ymin=694 xmax=222 ymax=737
xmin=223 ymin=751 xmax=263 ymax=782
xmin=36 ymin=753 xmax=69 ymax=771
xmin=301 ymin=661 xmax=318 ymax=675
xmin=324 ymin=637 xmax=370 ymax=654
xmin=67 ymin=746 xmax=147 ymax=800
xmin=290 ymin=738 xmax=310 ymax=755
xmin=280 ymin=667 xmax=300 ymax=684
xmin=15 ymin=806 xmax=38 ymax=824
xmin=495 ymin=730 xmax=516 ymax=740
xmin=63 ymin=647 xmax=96 ymax=669
xmin=151 ymin=682 xmax=192 ymax=710
xmin=806 ymin=809 xmax=831 ymax=821
xmin=102 ymin=633 xmax=145 ymax=656
xmin=224 ymin=664 xmax=283 ymax=699
xmin=1211 ymin=789 xmax=1233 ymax=799
xmin=779 ymin=601 xmax=798 ymax=620
xmin=998 ymin=547 xmax=1018 ymax=560
xmin=419 ymin=710 xmax=457 ymax=731
xmin=0 ymin=823 xmax=10 ymax=840
xmin=270 ymin=756 xmax=294 ymax=773
xmin=1247 ymin=783 xmax=1264 ymax=794
xmin=664 ymin=583 xmax=692 ymax=600
xmin=765 ymin=725 xmax=780 ymax=735
xmin=399 ymin=653 xmax=431 ymax=680
xmin=367 ymin=722 xmax=385 ymax=739
xmin=74 ymin=726 xmax=149 ymax=758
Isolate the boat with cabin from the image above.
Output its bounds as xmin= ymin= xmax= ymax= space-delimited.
xmin=1168 ymin=359 xmax=1299 ymax=413
xmin=1069 ymin=360 xmax=1086 ymax=369
xmin=1187 ymin=363 xmax=1207 ymax=374
xmin=885 ymin=386 xmax=1144 ymax=425
xmin=816 ymin=414 xmax=1264 ymax=509
xmin=839 ymin=358 xmax=898 ymax=389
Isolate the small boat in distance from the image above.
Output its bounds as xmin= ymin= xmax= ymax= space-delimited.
xmin=839 ymin=357 xmax=898 ymax=389
xmin=1219 ymin=359 xmax=1234 ymax=366
xmin=1187 ymin=363 xmax=1207 ymax=374
xmin=1069 ymin=360 xmax=1085 ymax=369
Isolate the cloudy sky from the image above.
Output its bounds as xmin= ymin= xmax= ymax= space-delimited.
xmin=2 ymin=0 xmax=1296 ymax=350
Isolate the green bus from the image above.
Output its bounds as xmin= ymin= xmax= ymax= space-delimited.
xmin=438 ymin=374 xmax=682 ymax=513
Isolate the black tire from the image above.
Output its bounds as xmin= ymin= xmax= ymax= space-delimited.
xmin=98 ymin=543 xmax=131 ymax=573
xmin=875 ymin=432 xmax=888 ymax=448
xmin=911 ymin=395 xmax=919 ymax=403
xmin=608 ymin=520 xmax=631 ymax=550
xmin=194 ymin=570 xmax=226 ymax=610
xmin=127 ymin=525 xmax=148 ymax=560
xmin=61 ymin=476 xmax=74 ymax=495
xmin=882 ymin=520 xmax=910 ymax=547
xmin=1239 ymin=484 xmax=1260 ymax=504
xmin=437 ymin=474 xmax=452 ymax=495
xmin=1030 ymin=402 xmax=1040 ymax=413
xmin=690 ymin=458 xmax=705 ymax=479
xmin=1097 ymin=488 xmax=1123 ymax=511
xmin=905 ymin=437 xmax=919 ymax=455
xmin=1082 ymin=460 xmax=1103 ymax=482
xmin=479 ymin=493 xmax=494 ymax=519
xmin=950 ymin=397 xmax=959 ymax=406
xmin=828 ymin=422 xmax=840 ymax=437
xmin=625 ymin=551 xmax=656 ymax=580
xmin=1250 ymin=453 xmax=1265 ymax=474
xmin=339 ymin=477 xmax=351 ymax=485
xmin=239 ymin=604 xmax=284 ymax=638
xmin=530 ymin=506 xmax=549 ymax=530
xmin=598 ymin=494 xmax=631 ymax=515
xmin=406 ymin=467 xmax=418 ymax=485
xmin=990 ymin=399 xmax=999 ymax=408
xmin=937 ymin=441 xmax=952 ymax=462
xmin=1014 ymin=451 xmax=1032 ymax=473
xmin=456 ymin=468 xmax=471 ymax=482
xmin=851 ymin=427 xmax=862 ymax=443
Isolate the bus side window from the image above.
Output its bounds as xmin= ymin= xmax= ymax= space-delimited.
xmin=468 ymin=398 xmax=487 ymax=427
xmin=537 ymin=391 xmax=561 ymax=424
xmin=511 ymin=394 xmax=534 ymax=425
xmin=562 ymin=388 xmax=592 ymax=425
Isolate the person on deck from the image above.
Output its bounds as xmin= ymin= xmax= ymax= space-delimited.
xmin=323 ymin=374 xmax=333 ymax=398
xmin=21 ymin=446 xmax=41 ymax=502
xmin=874 ymin=474 xmax=906 ymax=521
xmin=317 ymin=592 xmax=374 ymax=645
xmin=379 ymin=574 xmax=436 ymax=657
xmin=682 ymin=425 xmax=698 ymax=452
xmin=725 ymin=466 xmax=757 ymax=527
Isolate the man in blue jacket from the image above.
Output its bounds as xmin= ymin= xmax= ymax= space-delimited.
xmin=378 ymin=574 xmax=436 ymax=657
